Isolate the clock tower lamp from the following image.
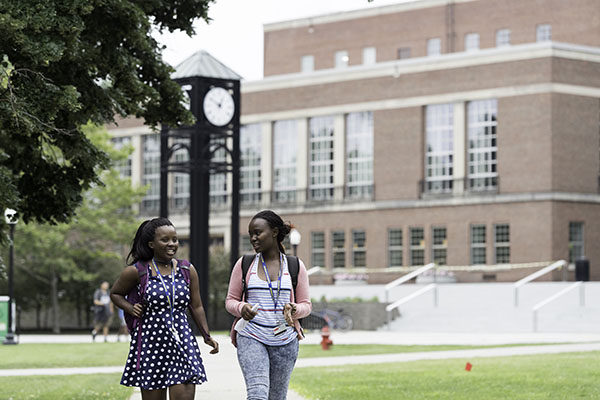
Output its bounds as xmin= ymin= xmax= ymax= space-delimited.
xmin=160 ymin=51 xmax=241 ymax=311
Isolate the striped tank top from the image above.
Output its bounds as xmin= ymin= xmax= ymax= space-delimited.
xmin=237 ymin=253 xmax=298 ymax=346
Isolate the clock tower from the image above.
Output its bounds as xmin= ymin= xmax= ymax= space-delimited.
xmin=160 ymin=51 xmax=241 ymax=311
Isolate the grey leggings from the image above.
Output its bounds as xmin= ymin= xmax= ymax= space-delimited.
xmin=236 ymin=334 xmax=299 ymax=400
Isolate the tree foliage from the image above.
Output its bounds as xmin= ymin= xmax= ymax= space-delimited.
xmin=0 ymin=0 xmax=213 ymax=233
xmin=2 ymin=124 xmax=147 ymax=332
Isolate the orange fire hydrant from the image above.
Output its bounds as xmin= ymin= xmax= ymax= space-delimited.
xmin=320 ymin=325 xmax=333 ymax=350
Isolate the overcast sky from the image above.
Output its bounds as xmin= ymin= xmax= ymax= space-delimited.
xmin=155 ymin=0 xmax=411 ymax=81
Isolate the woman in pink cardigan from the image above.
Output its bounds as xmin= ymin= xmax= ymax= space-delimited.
xmin=225 ymin=210 xmax=311 ymax=400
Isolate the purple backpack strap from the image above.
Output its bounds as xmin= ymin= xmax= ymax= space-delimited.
xmin=134 ymin=261 xmax=150 ymax=370
xmin=178 ymin=259 xmax=191 ymax=285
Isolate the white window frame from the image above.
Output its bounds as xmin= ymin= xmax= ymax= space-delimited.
xmin=172 ymin=137 xmax=190 ymax=210
xmin=362 ymin=47 xmax=376 ymax=65
xmin=427 ymin=38 xmax=441 ymax=56
xmin=496 ymin=29 xmax=511 ymax=47
xmin=209 ymin=138 xmax=228 ymax=206
xmin=425 ymin=103 xmax=454 ymax=194
xmin=409 ymin=227 xmax=425 ymax=266
xmin=309 ymin=116 xmax=335 ymax=201
xmin=301 ymin=55 xmax=314 ymax=73
xmin=467 ymin=99 xmax=498 ymax=191
xmin=536 ymin=24 xmax=552 ymax=42
xmin=569 ymin=222 xmax=584 ymax=264
xmin=111 ymin=136 xmax=132 ymax=178
xmin=470 ymin=224 xmax=487 ymax=265
xmin=331 ymin=230 xmax=346 ymax=268
xmin=240 ymin=123 xmax=262 ymax=205
xmin=141 ymin=134 xmax=160 ymax=213
xmin=311 ymin=231 xmax=326 ymax=268
xmin=352 ymin=230 xmax=366 ymax=268
xmin=464 ymin=33 xmax=480 ymax=52
xmin=346 ymin=112 xmax=373 ymax=199
xmin=273 ymin=120 xmax=298 ymax=203
xmin=335 ymin=50 xmax=349 ymax=68
xmin=431 ymin=226 xmax=447 ymax=265
xmin=388 ymin=228 xmax=403 ymax=267
xmin=494 ymin=224 xmax=510 ymax=264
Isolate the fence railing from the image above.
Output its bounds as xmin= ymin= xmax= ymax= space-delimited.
xmin=514 ymin=260 xmax=566 ymax=307
xmin=384 ymin=263 xmax=435 ymax=303
xmin=385 ymin=283 xmax=437 ymax=329
xmin=532 ymin=281 xmax=585 ymax=332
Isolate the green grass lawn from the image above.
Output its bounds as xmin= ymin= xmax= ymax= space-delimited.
xmin=290 ymin=351 xmax=600 ymax=399
xmin=1 ymin=374 xmax=132 ymax=400
xmin=0 ymin=342 xmax=130 ymax=369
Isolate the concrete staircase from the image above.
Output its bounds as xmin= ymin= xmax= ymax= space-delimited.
xmin=309 ymin=282 xmax=600 ymax=333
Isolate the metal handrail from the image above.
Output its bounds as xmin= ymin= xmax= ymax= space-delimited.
xmin=307 ymin=266 xmax=323 ymax=276
xmin=514 ymin=260 xmax=566 ymax=307
xmin=532 ymin=281 xmax=585 ymax=332
xmin=385 ymin=283 xmax=437 ymax=329
xmin=384 ymin=263 xmax=435 ymax=303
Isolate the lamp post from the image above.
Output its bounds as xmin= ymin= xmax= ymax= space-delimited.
xmin=3 ymin=209 xmax=18 ymax=345
xmin=290 ymin=228 xmax=301 ymax=257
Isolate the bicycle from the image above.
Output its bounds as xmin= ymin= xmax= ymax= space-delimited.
xmin=302 ymin=308 xmax=353 ymax=331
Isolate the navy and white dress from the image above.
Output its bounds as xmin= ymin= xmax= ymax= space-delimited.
xmin=121 ymin=266 xmax=207 ymax=389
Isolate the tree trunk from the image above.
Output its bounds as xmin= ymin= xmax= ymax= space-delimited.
xmin=50 ymin=270 xmax=60 ymax=334
xmin=35 ymin=301 xmax=41 ymax=329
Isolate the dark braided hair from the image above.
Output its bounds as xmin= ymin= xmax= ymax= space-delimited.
xmin=127 ymin=217 xmax=174 ymax=265
xmin=251 ymin=210 xmax=292 ymax=254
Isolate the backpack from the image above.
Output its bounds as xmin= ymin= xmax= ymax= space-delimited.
xmin=124 ymin=259 xmax=191 ymax=334
xmin=124 ymin=259 xmax=191 ymax=370
xmin=241 ymin=254 xmax=299 ymax=301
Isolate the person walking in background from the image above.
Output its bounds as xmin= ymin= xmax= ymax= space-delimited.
xmin=110 ymin=217 xmax=218 ymax=400
xmin=226 ymin=210 xmax=312 ymax=400
xmin=116 ymin=307 xmax=128 ymax=342
xmin=92 ymin=281 xmax=113 ymax=342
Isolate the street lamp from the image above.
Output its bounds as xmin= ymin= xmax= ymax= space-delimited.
xmin=289 ymin=228 xmax=301 ymax=257
xmin=3 ymin=208 xmax=18 ymax=345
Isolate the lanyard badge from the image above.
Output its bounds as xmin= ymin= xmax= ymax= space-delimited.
xmin=152 ymin=260 xmax=181 ymax=343
xmin=261 ymin=254 xmax=289 ymax=336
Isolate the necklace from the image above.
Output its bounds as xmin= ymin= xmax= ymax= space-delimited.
xmin=153 ymin=259 xmax=171 ymax=269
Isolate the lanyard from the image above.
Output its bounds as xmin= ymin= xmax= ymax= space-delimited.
xmin=152 ymin=259 xmax=176 ymax=320
xmin=261 ymin=253 xmax=283 ymax=311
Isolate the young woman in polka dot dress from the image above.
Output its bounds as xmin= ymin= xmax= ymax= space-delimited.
xmin=111 ymin=218 xmax=219 ymax=400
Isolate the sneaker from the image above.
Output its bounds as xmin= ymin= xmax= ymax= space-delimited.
xmin=91 ymin=329 xmax=97 ymax=342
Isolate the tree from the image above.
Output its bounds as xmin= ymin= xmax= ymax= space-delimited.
xmin=0 ymin=0 xmax=213 ymax=236
xmin=5 ymin=124 xmax=146 ymax=333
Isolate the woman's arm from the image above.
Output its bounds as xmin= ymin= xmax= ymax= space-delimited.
xmin=110 ymin=266 xmax=144 ymax=318
xmin=188 ymin=264 xmax=219 ymax=354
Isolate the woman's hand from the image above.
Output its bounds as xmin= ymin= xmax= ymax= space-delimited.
xmin=283 ymin=303 xmax=296 ymax=326
xmin=129 ymin=303 xmax=145 ymax=318
xmin=241 ymin=303 xmax=258 ymax=321
xmin=204 ymin=336 xmax=219 ymax=354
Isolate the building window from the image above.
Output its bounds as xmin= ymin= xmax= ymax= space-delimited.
xmin=141 ymin=134 xmax=160 ymax=213
xmin=301 ymin=55 xmax=314 ymax=73
xmin=397 ymin=47 xmax=411 ymax=60
xmin=468 ymin=99 xmax=498 ymax=191
xmin=496 ymin=29 xmax=511 ymax=47
xmin=410 ymin=227 xmax=425 ymax=266
xmin=464 ymin=33 xmax=480 ymax=52
xmin=240 ymin=124 xmax=262 ymax=205
xmin=311 ymin=231 xmax=325 ymax=268
xmin=346 ymin=112 xmax=373 ymax=199
xmin=273 ymin=119 xmax=298 ymax=203
xmin=471 ymin=224 xmax=486 ymax=265
xmin=494 ymin=224 xmax=510 ymax=264
xmin=388 ymin=228 xmax=403 ymax=267
xmin=425 ymin=103 xmax=454 ymax=193
xmin=335 ymin=50 xmax=349 ymax=68
xmin=111 ymin=136 xmax=132 ymax=178
xmin=172 ymin=137 xmax=190 ymax=210
xmin=432 ymin=226 xmax=447 ymax=265
xmin=536 ymin=24 xmax=551 ymax=42
xmin=362 ymin=47 xmax=376 ymax=65
xmin=332 ymin=231 xmax=345 ymax=268
xmin=352 ymin=230 xmax=366 ymax=268
xmin=427 ymin=38 xmax=441 ymax=56
xmin=309 ymin=116 xmax=335 ymax=201
xmin=569 ymin=222 xmax=584 ymax=264
xmin=209 ymin=138 xmax=228 ymax=206
xmin=240 ymin=234 xmax=253 ymax=255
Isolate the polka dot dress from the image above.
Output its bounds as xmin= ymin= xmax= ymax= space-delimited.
xmin=120 ymin=268 xmax=207 ymax=389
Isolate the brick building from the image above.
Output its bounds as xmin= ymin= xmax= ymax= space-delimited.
xmin=108 ymin=0 xmax=600 ymax=281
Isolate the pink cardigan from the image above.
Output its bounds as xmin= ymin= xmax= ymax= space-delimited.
xmin=225 ymin=256 xmax=312 ymax=345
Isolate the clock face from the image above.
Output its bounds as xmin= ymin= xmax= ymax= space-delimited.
xmin=203 ymin=86 xmax=235 ymax=127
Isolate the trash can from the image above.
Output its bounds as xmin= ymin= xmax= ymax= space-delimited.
xmin=575 ymin=258 xmax=590 ymax=281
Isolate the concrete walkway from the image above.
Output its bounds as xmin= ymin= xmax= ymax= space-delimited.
xmin=6 ymin=332 xmax=600 ymax=399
